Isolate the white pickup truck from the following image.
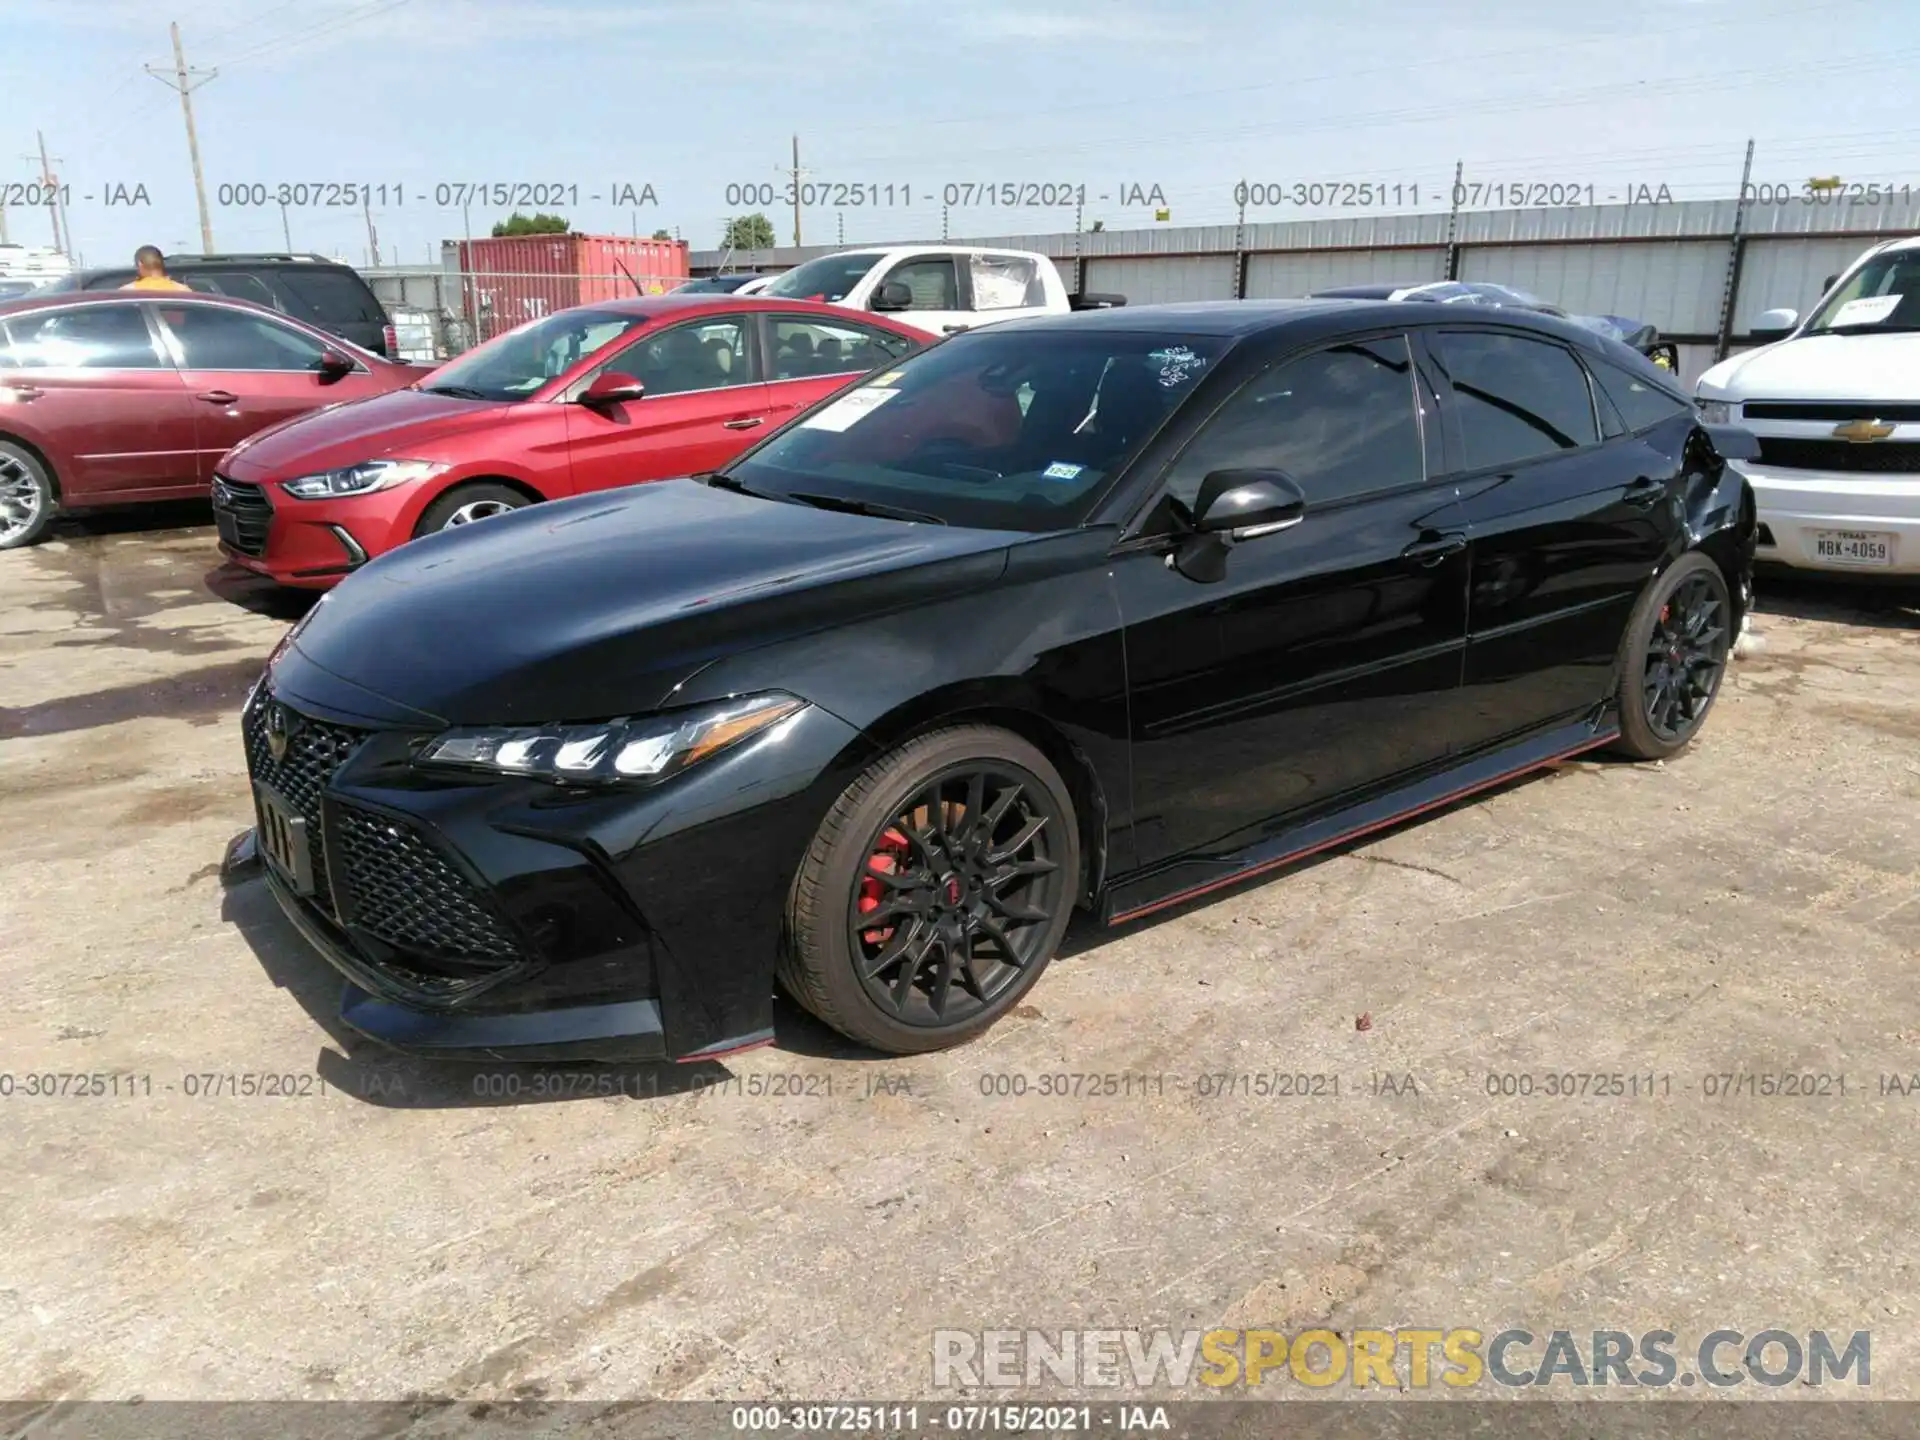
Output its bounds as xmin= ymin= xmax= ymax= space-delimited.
xmin=754 ymin=245 xmax=1120 ymax=337
xmin=1695 ymin=233 xmax=1920 ymax=578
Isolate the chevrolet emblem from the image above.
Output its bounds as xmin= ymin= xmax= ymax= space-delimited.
xmin=1832 ymin=418 xmax=1895 ymax=443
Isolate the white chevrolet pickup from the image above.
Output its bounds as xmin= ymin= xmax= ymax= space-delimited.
xmin=755 ymin=245 xmax=1120 ymax=338
xmin=1695 ymin=234 xmax=1920 ymax=578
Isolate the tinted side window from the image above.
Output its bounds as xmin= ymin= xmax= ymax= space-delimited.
xmin=276 ymin=269 xmax=384 ymax=323
xmin=769 ymin=317 xmax=915 ymax=380
xmin=1436 ymin=331 xmax=1598 ymax=469
xmin=1164 ymin=336 xmax=1424 ymax=509
xmin=162 ymin=308 xmax=332 ymax=370
xmin=202 ymin=273 xmax=282 ymax=309
xmin=610 ymin=318 xmax=752 ymax=396
xmin=881 ymin=257 xmax=959 ymax=311
xmin=1589 ymin=357 xmax=1691 ymax=433
xmin=0 ymin=305 xmax=166 ymax=369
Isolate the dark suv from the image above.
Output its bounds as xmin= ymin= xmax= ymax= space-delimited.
xmin=43 ymin=253 xmax=396 ymax=358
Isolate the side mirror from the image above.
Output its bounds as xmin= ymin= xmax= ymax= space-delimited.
xmin=580 ymin=370 xmax=645 ymax=405
xmin=871 ymin=280 xmax=913 ymax=312
xmin=1752 ymin=308 xmax=1799 ymax=340
xmin=317 ymin=349 xmax=354 ymax=377
xmin=1192 ymin=468 xmax=1307 ymax=538
xmin=1169 ymin=469 xmax=1307 ymax=583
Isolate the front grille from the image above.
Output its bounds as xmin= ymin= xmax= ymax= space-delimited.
xmin=1743 ymin=402 xmax=1920 ymax=423
xmin=331 ymin=802 xmax=523 ymax=966
xmin=242 ymin=691 xmax=364 ymax=912
xmin=1754 ymin=438 xmax=1920 ymax=473
xmin=213 ymin=474 xmax=273 ymax=556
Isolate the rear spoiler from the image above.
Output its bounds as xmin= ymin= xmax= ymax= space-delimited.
xmin=1068 ymin=292 xmax=1127 ymax=311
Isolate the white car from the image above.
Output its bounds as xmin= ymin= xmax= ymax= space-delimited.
xmin=752 ymin=245 xmax=1089 ymax=337
xmin=1695 ymin=234 xmax=1920 ymax=578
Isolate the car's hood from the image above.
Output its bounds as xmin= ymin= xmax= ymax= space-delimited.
xmin=220 ymin=386 xmax=521 ymax=477
xmin=276 ymin=478 xmax=1015 ymax=726
xmin=1698 ymin=332 xmax=1920 ymax=401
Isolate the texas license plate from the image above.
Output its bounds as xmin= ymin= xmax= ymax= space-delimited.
xmin=1811 ymin=530 xmax=1893 ymax=567
xmin=254 ymin=784 xmax=315 ymax=895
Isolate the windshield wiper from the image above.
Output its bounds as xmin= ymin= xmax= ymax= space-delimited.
xmin=699 ymin=472 xmax=781 ymax=500
xmin=420 ymin=383 xmax=492 ymax=399
xmin=788 ymin=492 xmax=947 ymax=525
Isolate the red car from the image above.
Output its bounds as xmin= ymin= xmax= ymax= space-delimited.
xmin=209 ymin=295 xmax=927 ymax=588
xmin=0 ymin=290 xmax=431 ymax=550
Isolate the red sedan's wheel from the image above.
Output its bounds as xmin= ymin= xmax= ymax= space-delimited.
xmin=413 ymin=482 xmax=531 ymax=538
xmin=0 ymin=442 xmax=55 ymax=551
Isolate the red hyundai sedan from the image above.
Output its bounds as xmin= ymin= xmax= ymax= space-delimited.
xmin=0 ymin=290 xmax=431 ymax=549
xmin=210 ymin=295 xmax=927 ymax=587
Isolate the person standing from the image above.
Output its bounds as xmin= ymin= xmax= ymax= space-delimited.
xmin=121 ymin=246 xmax=191 ymax=292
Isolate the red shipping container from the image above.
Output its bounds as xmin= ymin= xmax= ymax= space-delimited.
xmin=456 ymin=234 xmax=690 ymax=342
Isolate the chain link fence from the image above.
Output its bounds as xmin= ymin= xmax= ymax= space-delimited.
xmin=362 ymin=267 xmax=689 ymax=363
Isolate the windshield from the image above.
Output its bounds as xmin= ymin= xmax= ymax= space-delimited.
xmin=1804 ymin=250 xmax=1920 ymax=334
xmin=422 ymin=307 xmax=650 ymax=401
xmin=722 ymin=328 xmax=1229 ymax=532
xmin=676 ymin=275 xmax=755 ymax=293
xmin=762 ymin=253 xmax=885 ymax=302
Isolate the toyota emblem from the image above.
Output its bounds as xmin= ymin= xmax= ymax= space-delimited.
xmin=265 ymin=703 xmax=294 ymax=762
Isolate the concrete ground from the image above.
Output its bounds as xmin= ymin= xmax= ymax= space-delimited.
xmin=2 ymin=508 xmax=1917 ymax=1410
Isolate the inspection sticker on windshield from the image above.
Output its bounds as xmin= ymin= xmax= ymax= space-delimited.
xmin=802 ymin=387 xmax=899 ymax=432
xmin=1042 ymin=462 xmax=1084 ymax=482
xmin=1829 ymin=295 xmax=1901 ymax=327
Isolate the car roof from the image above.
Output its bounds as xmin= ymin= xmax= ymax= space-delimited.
xmin=977 ymin=297 xmax=1628 ymax=351
xmin=0 ymin=288 xmax=294 ymax=320
xmin=542 ymin=293 xmax=920 ymax=325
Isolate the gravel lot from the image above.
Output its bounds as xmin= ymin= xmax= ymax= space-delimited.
xmin=2 ymin=509 xmax=1917 ymax=1411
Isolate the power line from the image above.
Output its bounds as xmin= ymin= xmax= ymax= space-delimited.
xmin=213 ymin=0 xmax=415 ymax=70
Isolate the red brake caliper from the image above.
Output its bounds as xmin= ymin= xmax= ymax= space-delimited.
xmin=860 ymin=826 xmax=911 ymax=947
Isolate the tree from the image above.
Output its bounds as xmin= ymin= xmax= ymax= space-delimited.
xmin=491 ymin=211 xmax=570 ymax=237
xmin=722 ymin=213 xmax=777 ymax=251
xmin=651 ymin=228 xmax=673 ymax=241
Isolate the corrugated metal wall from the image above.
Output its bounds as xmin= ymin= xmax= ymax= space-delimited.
xmin=1456 ymin=241 xmax=1727 ymax=334
xmin=688 ymin=195 xmax=1918 ymax=376
xmin=1245 ymin=246 xmax=1446 ymax=297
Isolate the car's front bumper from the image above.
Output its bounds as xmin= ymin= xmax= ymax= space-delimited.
xmin=1734 ymin=462 xmax=1920 ymax=576
xmin=226 ymin=677 xmax=874 ymax=1063
xmin=212 ymin=471 xmax=415 ymax=588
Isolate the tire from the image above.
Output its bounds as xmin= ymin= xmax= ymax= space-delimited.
xmin=0 ymin=441 xmax=56 ymax=551
xmin=1610 ymin=550 xmax=1733 ymax=761
xmin=413 ymin=482 xmax=530 ymax=537
xmin=778 ymin=725 xmax=1081 ymax=1054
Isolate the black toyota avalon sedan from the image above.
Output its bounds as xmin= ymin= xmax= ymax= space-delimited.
xmin=225 ymin=299 xmax=1757 ymax=1062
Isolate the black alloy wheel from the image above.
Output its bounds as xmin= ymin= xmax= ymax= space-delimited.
xmin=780 ymin=726 xmax=1081 ymax=1053
xmin=1613 ymin=551 xmax=1732 ymax=760
xmin=849 ymin=764 xmax=1065 ymax=1028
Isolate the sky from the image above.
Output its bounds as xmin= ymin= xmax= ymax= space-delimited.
xmin=1 ymin=0 xmax=1916 ymax=273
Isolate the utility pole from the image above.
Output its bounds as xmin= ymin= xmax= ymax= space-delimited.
xmin=1715 ymin=138 xmax=1758 ymax=362
xmin=147 ymin=22 xmax=217 ymax=254
xmin=0 ymin=201 xmax=9 ymax=245
xmin=279 ymin=200 xmax=292 ymax=251
xmin=790 ymin=134 xmax=803 ymax=247
xmin=30 ymin=133 xmax=67 ymax=254
xmin=362 ymin=191 xmax=380 ymax=267
xmin=836 ymin=210 xmax=845 ymax=246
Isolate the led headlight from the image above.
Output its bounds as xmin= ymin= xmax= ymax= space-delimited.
xmin=416 ymin=693 xmax=808 ymax=786
xmin=282 ymin=458 xmax=447 ymax=499
xmin=1695 ymin=399 xmax=1733 ymax=425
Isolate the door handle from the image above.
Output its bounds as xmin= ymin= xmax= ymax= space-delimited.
xmin=1402 ymin=532 xmax=1468 ymax=567
xmin=1623 ymin=475 xmax=1664 ymax=507
xmin=0 ymin=383 xmax=42 ymax=401
xmin=196 ymin=390 xmax=239 ymax=405
xmin=721 ymin=417 xmax=764 ymax=430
